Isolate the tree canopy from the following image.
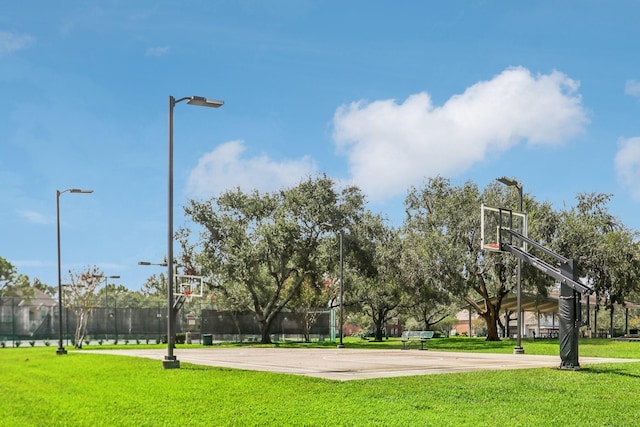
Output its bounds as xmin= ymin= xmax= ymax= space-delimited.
xmin=184 ymin=175 xmax=366 ymax=343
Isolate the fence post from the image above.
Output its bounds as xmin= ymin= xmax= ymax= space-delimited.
xmin=11 ymin=297 xmax=16 ymax=347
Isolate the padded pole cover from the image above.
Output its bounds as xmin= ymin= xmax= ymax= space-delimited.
xmin=559 ymin=260 xmax=580 ymax=369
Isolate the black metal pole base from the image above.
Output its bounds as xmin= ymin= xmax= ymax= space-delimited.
xmin=559 ymin=362 xmax=580 ymax=371
xmin=163 ymin=356 xmax=180 ymax=369
xmin=513 ymin=346 xmax=525 ymax=354
xmin=56 ymin=348 xmax=67 ymax=355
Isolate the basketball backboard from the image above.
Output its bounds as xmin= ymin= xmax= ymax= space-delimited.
xmin=174 ymin=274 xmax=204 ymax=301
xmin=480 ymin=204 xmax=527 ymax=252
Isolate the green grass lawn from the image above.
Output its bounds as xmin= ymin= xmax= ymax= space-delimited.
xmin=2 ymin=338 xmax=640 ymax=426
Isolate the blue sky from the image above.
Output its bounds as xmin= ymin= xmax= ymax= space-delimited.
xmin=2 ymin=1 xmax=640 ymax=291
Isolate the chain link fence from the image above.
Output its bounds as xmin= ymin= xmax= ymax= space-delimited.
xmin=0 ymin=296 xmax=333 ymax=346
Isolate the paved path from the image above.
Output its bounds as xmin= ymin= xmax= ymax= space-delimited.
xmin=83 ymin=347 xmax=640 ymax=381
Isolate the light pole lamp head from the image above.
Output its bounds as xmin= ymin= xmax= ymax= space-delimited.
xmin=497 ymin=177 xmax=520 ymax=188
xmin=58 ymin=188 xmax=93 ymax=196
xmin=138 ymin=261 xmax=168 ymax=267
xmin=92 ymin=274 xmax=119 ymax=279
xmin=187 ymin=96 xmax=224 ymax=108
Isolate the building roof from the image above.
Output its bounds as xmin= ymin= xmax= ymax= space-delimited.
xmin=467 ymin=292 xmax=640 ymax=315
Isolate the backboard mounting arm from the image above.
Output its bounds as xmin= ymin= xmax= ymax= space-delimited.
xmin=500 ymin=243 xmax=592 ymax=295
xmin=501 ymin=229 xmax=569 ymax=265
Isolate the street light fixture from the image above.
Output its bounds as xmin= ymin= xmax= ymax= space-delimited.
xmin=56 ymin=188 xmax=93 ymax=355
xmin=94 ymin=274 xmax=120 ymax=341
xmin=497 ymin=177 xmax=525 ymax=355
xmin=93 ymin=274 xmax=120 ymax=305
xmin=165 ymin=95 xmax=223 ymax=369
xmin=338 ymin=230 xmax=345 ymax=348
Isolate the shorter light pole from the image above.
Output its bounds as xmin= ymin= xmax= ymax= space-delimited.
xmin=139 ymin=260 xmax=170 ymax=348
xmin=56 ymin=188 xmax=93 ymax=355
xmin=338 ymin=230 xmax=345 ymax=348
xmin=497 ymin=177 xmax=525 ymax=355
xmin=94 ymin=274 xmax=120 ymax=340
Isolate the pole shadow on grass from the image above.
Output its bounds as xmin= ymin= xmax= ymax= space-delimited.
xmin=577 ymin=365 xmax=640 ymax=379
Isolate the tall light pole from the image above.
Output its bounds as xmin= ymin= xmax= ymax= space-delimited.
xmin=497 ymin=177 xmax=525 ymax=355
xmin=338 ymin=230 xmax=345 ymax=348
xmin=94 ymin=274 xmax=120 ymax=340
xmin=56 ymin=188 xmax=93 ymax=355
xmin=167 ymin=95 xmax=223 ymax=369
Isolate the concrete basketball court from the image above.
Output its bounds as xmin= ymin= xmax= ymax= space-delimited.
xmin=84 ymin=347 xmax=640 ymax=381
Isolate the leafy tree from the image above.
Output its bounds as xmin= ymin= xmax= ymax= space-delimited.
xmin=347 ymin=213 xmax=403 ymax=341
xmin=32 ymin=277 xmax=56 ymax=296
xmin=553 ymin=193 xmax=640 ymax=319
xmin=65 ymin=266 xmax=103 ymax=348
xmin=0 ymin=257 xmax=16 ymax=289
xmin=0 ymin=257 xmax=35 ymax=302
xmin=184 ymin=175 xmax=365 ymax=343
xmin=96 ymin=284 xmax=151 ymax=316
xmin=208 ymin=279 xmax=255 ymax=340
xmin=404 ymin=177 xmax=556 ymax=341
xmin=288 ymin=276 xmax=338 ymax=342
xmin=399 ymin=223 xmax=460 ymax=331
xmin=140 ymin=274 xmax=168 ymax=300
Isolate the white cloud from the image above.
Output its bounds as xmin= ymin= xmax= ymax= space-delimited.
xmin=0 ymin=31 xmax=35 ymax=54
xmin=186 ymin=140 xmax=318 ymax=198
xmin=13 ymin=260 xmax=52 ymax=268
xmin=146 ymin=46 xmax=170 ymax=57
xmin=19 ymin=210 xmax=49 ymax=224
xmin=333 ymin=66 xmax=588 ymax=201
xmin=615 ymin=137 xmax=640 ymax=200
xmin=625 ymin=80 xmax=640 ymax=98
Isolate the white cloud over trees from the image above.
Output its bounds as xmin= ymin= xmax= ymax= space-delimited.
xmin=187 ymin=67 xmax=589 ymax=203
xmin=186 ymin=140 xmax=317 ymax=198
xmin=332 ymin=67 xmax=588 ymax=201
xmin=615 ymin=137 xmax=640 ymax=200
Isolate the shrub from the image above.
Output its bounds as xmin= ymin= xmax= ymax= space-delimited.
xmin=44 ymin=340 xmax=50 ymax=346
xmin=176 ymin=333 xmax=186 ymax=344
xmin=98 ymin=340 xmax=103 ymax=345
xmin=15 ymin=340 xmax=22 ymax=348
xmin=1 ymin=340 xmax=6 ymax=348
xmin=29 ymin=341 xmax=35 ymax=347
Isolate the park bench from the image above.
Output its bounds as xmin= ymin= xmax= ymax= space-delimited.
xmin=401 ymin=330 xmax=434 ymax=350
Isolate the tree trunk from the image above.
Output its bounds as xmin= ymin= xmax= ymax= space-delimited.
xmin=483 ymin=305 xmax=501 ymax=341
xmin=259 ymin=318 xmax=272 ymax=344
xmin=75 ymin=309 xmax=90 ymax=348
xmin=302 ymin=315 xmax=311 ymax=343
xmin=373 ymin=309 xmax=385 ymax=341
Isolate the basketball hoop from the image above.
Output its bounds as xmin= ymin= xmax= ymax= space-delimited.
xmin=183 ymin=290 xmax=193 ymax=303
